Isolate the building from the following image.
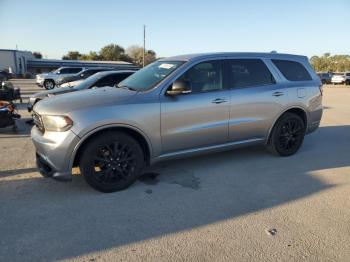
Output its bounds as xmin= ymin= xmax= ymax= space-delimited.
xmin=0 ymin=49 xmax=34 ymax=75
xmin=0 ymin=49 xmax=138 ymax=76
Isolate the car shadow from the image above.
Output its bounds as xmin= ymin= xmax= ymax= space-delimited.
xmin=0 ymin=125 xmax=349 ymax=261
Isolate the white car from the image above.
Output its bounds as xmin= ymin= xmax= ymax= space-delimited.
xmin=331 ymin=72 xmax=350 ymax=85
xmin=36 ymin=67 xmax=85 ymax=89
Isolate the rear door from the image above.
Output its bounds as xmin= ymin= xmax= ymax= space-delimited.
xmin=226 ymin=59 xmax=288 ymax=142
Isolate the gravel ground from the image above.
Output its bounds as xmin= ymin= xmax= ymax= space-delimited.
xmin=0 ymin=80 xmax=350 ymax=262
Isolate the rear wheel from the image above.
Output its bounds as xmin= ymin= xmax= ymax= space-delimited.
xmin=79 ymin=131 xmax=144 ymax=192
xmin=267 ymin=112 xmax=306 ymax=156
xmin=44 ymin=79 xmax=55 ymax=90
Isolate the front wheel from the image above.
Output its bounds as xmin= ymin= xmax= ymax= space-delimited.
xmin=79 ymin=131 xmax=144 ymax=192
xmin=267 ymin=112 xmax=306 ymax=156
xmin=43 ymin=79 xmax=55 ymax=90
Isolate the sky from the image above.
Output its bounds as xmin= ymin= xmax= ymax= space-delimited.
xmin=0 ymin=0 xmax=349 ymax=59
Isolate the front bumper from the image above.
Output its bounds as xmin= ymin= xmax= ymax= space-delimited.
xmin=36 ymin=79 xmax=44 ymax=86
xmin=31 ymin=126 xmax=80 ymax=181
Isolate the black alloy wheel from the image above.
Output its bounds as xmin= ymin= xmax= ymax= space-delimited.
xmin=80 ymin=132 xmax=144 ymax=192
xmin=267 ymin=112 xmax=306 ymax=156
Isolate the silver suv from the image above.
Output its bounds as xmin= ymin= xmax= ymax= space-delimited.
xmin=36 ymin=67 xmax=85 ymax=89
xmin=31 ymin=52 xmax=323 ymax=192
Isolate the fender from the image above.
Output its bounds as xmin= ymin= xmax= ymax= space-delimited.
xmin=265 ymin=105 xmax=308 ymax=145
xmin=68 ymin=123 xmax=153 ymax=171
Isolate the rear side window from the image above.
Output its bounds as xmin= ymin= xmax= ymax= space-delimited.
xmin=110 ymin=73 xmax=132 ymax=84
xmin=95 ymin=73 xmax=132 ymax=87
xmin=272 ymin=59 xmax=312 ymax=81
xmin=227 ymin=59 xmax=275 ymax=88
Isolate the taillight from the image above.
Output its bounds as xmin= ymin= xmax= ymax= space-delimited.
xmin=318 ymin=84 xmax=323 ymax=96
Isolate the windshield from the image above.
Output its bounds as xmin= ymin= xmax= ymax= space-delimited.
xmin=73 ymin=73 xmax=103 ymax=90
xmin=118 ymin=61 xmax=184 ymax=91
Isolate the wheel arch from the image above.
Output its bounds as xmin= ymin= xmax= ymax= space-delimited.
xmin=266 ymin=106 xmax=307 ymax=145
xmin=71 ymin=124 xmax=153 ymax=170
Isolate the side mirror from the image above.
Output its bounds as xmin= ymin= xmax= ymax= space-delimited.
xmin=166 ymin=80 xmax=191 ymax=96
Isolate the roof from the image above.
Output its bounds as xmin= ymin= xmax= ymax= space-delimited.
xmin=160 ymin=52 xmax=308 ymax=62
xmin=0 ymin=49 xmax=33 ymax=53
xmin=94 ymin=70 xmax=137 ymax=76
xmin=27 ymin=58 xmax=139 ymax=69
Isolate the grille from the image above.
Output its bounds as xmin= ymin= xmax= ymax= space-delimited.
xmin=32 ymin=111 xmax=45 ymax=133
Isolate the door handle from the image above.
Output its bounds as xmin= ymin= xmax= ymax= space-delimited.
xmin=272 ymin=91 xmax=284 ymax=97
xmin=211 ymin=98 xmax=227 ymax=104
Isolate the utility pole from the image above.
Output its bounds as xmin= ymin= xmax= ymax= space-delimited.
xmin=143 ymin=25 xmax=146 ymax=67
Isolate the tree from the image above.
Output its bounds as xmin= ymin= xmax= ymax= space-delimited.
xmin=126 ymin=45 xmax=157 ymax=66
xmin=80 ymin=51 xmax=101 ymax=61
xmin=62 ymin=51 xmax=82 ymax=60
xmin=99 ymin=44 xmax=130 ymax=61
xmin=33 ymin=52 xmax=42 ymax=59
xmin=145 ymin=50 xmax=157 ymax=65
xmin=310 ymin=53 xmax=350 ymax=72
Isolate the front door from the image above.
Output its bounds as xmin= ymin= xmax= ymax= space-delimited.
xmin=160 ymin=60 xmax=230 ymax=153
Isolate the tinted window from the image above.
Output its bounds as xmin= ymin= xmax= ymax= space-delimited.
xmin=110 ymin=73 xmax=132 ymax=85
xmin=82 ymin=69 xmax=101 ymax=78
xmin=94 ymin=73 xmax=132 ymax=87
xmin=58 ymin=68 xmax=69 ymax=74
xmin=68 ymin=68 xmax=82 ymax=73
xmin=272 ymin=59 xmax=312 ymax=81
xmin=177 ymin=61 xmax=223 ymax=93
xmin=227 ymin=59 xmax=275 ymax=88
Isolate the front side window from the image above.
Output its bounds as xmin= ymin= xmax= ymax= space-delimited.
xmin=177 ymin=61 xmax=223 ymax=93
xmin=227 ymin=59 xmax=275 ymax=88
xmin=59 ymin=68 xmax=71 ymax=74
xmin=272 ymin=59 xmax=312 ymax=81
xmin=68 ymin=68 xmax=82 ymax=74
xmin=118 ymin=61 xmax=184 ymax=91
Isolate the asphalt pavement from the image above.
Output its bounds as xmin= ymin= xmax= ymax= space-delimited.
xmin=0 ymin=80 xmax=350 ymax=261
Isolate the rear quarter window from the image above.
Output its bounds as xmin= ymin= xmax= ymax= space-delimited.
xmin=272 ymin=59 xmax=312 ymax=81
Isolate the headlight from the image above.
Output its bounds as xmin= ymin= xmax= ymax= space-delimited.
xmin=29 ymin=97 xmax=37 ymax=105
xmin=41 ymin=115 xmax=73 ymax=132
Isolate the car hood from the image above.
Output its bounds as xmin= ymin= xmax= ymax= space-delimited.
xmin=38 ymin=73 xmax=54 ymax=77
xmin=60 ymin=79 xmax=83 ymax=87
xmin=33 ymin=86 xmax=137 ymax=115
xmin=32 ymin=87 xmax=75 ymax=99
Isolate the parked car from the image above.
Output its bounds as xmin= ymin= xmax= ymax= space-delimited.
xmin=0 ymin=73 xmax=7 ymax=82
xmin=0 ymin=71 xmax=13 ymax=81
xmin=31 ymin=52 xmax=323 ymax=192
xmin=317 ymin=72 xmax=332 ymax=84
xmin=28 ymin=70 xmax=135 ymax=112
xmin=36 ymin=67 xmax=85 ymax=89
xmin=55 ymin=68 xmax=114 ymax=86
xmin=331 ymin=72 xmax=350 ymax=85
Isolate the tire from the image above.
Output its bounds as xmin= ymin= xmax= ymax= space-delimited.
xmin=345 ymin=80 xmax=350 ymax=86
xmin=43 ymin=79 xmax=55 ymax=90
xmin=79 ymin=131 xmax=144 ymax=193
xmin=267 ymin=112 xmax=306 ymax=156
